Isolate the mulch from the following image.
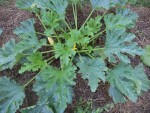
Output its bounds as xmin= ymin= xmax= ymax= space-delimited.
xmin=0 ymin=3 xmax=150 ymax=113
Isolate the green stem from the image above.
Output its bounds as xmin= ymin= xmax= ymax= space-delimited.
xmin=89 ymin=29 xmax=106 ymax=42
xmin=23 ymin=65 xmax=48 ymax=88
xmin=35 ymin=32 xmax=47 ymax=36
xmin=85 ymin=52 xmax=95 ymax=59
xmin=72 ymin=4 xmax=76 ymax=29
xmin=23 ymin=76 xmax=36 ymax=88
xmin=101 ymin=10 xmax=107 ymax=18
xmin=41 ymin=50 xmax=55 ymax=54
xmin=64 ymin=20 xmax=71 ymax=31
xmin=59 ymin=27 xmax=66 ymax=33
xmin=44 ymin=44 xmax=53 ymax=47
xmin=36 ymin=14 xmax=47 ymax=30
xmin=73 ymin=4 xmax=78 ymax=29
xmin=75 ymin=4 xmax=78 ymax=29
xmin=78 ymin=53 xmax=83 ymax=62
xmin=80 ymin=9 xmax=94 ymax=28
xmin=47 ymin=56 xmax=55 ymax=62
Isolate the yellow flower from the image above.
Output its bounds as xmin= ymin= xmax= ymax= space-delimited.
xmin=48 ymin=37 xmax=54 ymax=46
xmin=72 ymin=44 xmax=77 ymax=51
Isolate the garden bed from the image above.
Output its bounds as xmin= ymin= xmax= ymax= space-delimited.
xmin=0 ymin=1 xmax=150 ymax=113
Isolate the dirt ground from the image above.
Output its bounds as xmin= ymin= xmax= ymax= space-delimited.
xmin=0 ymin=2 xmax=150 ymax=113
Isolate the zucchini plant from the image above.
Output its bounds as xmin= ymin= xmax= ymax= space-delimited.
xmin=0 ymin=0 xmax=150 ymax=113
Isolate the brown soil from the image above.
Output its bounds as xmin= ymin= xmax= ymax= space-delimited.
xmin=0 ymin=2 xmax=150 ymax=113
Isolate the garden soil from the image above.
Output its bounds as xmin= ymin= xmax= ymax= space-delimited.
xmin=0 ymin=2 xmax=150 ymax=113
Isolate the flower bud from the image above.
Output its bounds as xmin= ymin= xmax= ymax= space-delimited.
xmin=48 ymin=37 xmax=54 ymax=46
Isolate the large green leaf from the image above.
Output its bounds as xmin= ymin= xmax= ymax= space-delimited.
xmin=35 ymin=0 xmax=68 ymax=18
xmin=14 ymin=18 xmax=46 ymax=53
xmin=14 ymin=18 xmax=36 ymax=38
xmin=0 ymin=77 xmax=25 ymax=113
xmin=104 ymin=30 xmax=143 ymax=63
xmin=104 ymin=8 xmax=138 ymax=31
xmin=104 ymin=14 xmax=132 ymax=31
xmin=107 ymin=63 xmax=150 ymax=103
xmin=0 ymin=19 xmax=46 ymax=71
xmin=116 ymin=8 xmax=138 ymax=29
xmin=109 ymin=86 xmax=126 ymax=103
xmin=141 ymin=45 xmax=150 ymax=66
xmin=90 ymin=0 xmax=115 ymax=10
xmin=19 ymin=52 xmax=47 ymax=74
xmin=90 ymin=0 xmax=136 ymax=10
xmin=16 ymin=0 xmax=35 ymax=11
xmin=20 ymin=104 xmax=54 ymax=113
xmin=33 ymin=63 xmax=76 ymax=113
xmin=0 ymin=39 xmax=19 ymax=71
xmin=77 ymin=56 xmax=107 ymax=92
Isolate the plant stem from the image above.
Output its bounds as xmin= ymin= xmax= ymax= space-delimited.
xmin=23 ymin=76 xmax=36 ymax=88
xmin=23 ymin=65 xmax=48 ymax=88
xmin=47 ymin=56 xmax=55 ymax=62
xmin=101 ymin=10 xmax=107 ymax=18
xmin=85 ymin=52 xmax=95 ymax=59
xmin=78 ymin=53 xmax=83 ymax=62
xmin=72 ymin=4 xmax=78 ymax=29
xmin=80 ymin=9 xmax=94 ymax=28
xmin=36 ymin=14 xmax=47 ymax=30
xmin=75 ymin=4 xmax=78 ymax=29
xmin=35 ymin=32 xmax=47 ymax=36
xmin=89 ymin=29 xmax=106 ymax=42
xmin=64 ymin=20 xmax=71 ymax=31
xmin=72 ymin=4 xmax=76 ymax=28
xmin=44 ymin=44 xmax=53 ymax=47
xmin=41 ymin=50 xmax=55 ymax=54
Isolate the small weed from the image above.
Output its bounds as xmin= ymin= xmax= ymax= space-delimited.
xmin=74 ymin=98 xmax=114 ymax=113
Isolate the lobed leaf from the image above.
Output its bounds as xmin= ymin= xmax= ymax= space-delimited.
xmin=41 ymin=11 xmax=60 ymax=36
xmin=33 ymin=63 xmax=76 ymax=113
xmin=141 ymin=45 xmax=150 ymax=66
xmin=104 ymin=29 xmax=143 ymax=63
xmin=35 ymin=0 xmax=68 ymax=18
xmin=90 ymin=0 xmax=137 ymax=10
xmin=68 ymin=29 xmax=90 ymax=46
xmin=82 ymin=16 xmax=102 ymax=37
xmin=90 ymin=0 xmax=115 ymax=10
xmin=54 ymin=42 xmax=76 ymax=66
xmin=0 ymin=19 xmax=46 ymax=71
xmin=0 ymin=39 xmax=19 ymax=71
xmin=116 ymin=8 xmax=138 ymax=29
xmin=16 ymin=0 xmax=35 ymax=11
xmin=77 ymin=56 xmax=107 ymax=92
xmin=107 ymin=63 xmax=150 ymax=103
xmin=0 ymin=77 xmax=25 ymax=113
xmin=19 ymin=52 xmax=47 ymax=74
xmin=104 ymin=8 xmax=138 ymax=31
xmin=14 ymin=18 xmax=36 ymax=38
xmin=14 ymin=18 xmax=46 ymax=53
